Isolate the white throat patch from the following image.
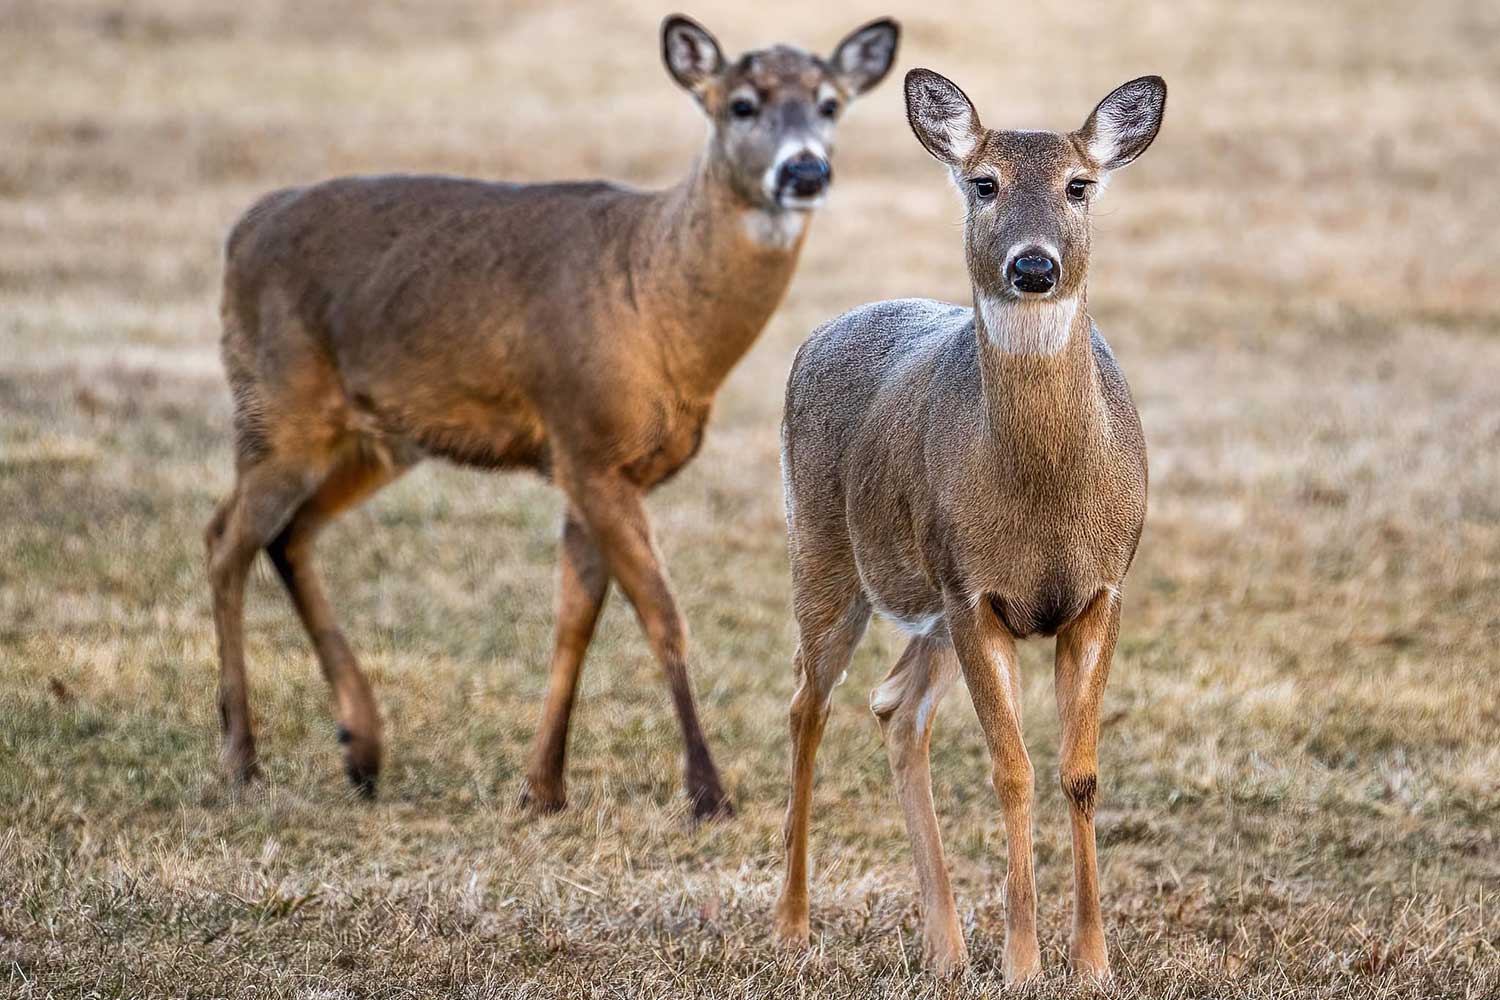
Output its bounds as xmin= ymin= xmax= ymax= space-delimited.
xmin=976 ymin=295 xmax=1080 ymax=356
xmin=742 ymin=208 xmax=807 ymax=250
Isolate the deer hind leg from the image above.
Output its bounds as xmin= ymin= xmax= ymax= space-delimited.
xmin=266 ymin=446 xmax=406 ymax=798
xmin=946 ymin=595 xmax=1040 ymax=983
xmin=564 ymin=470 xmax=731 ymax=819
xmin=773 ymin=580 xmax=870 ymax=949
xmin=521 ymin=507 xmax=610 ymax=813
xmin=1053 ymin=589 xmax=1120 ymax=980
xmin=206 ymin=459 xmax=321 ymax=788
xmin=870 ymin=631 xmax=965 ymax=971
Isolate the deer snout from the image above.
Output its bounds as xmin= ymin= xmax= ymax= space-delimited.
xmin=776 ymin=153 xmax=832 ymax=206
xmin=1006 ymin=247 xmax=1059 ymax=295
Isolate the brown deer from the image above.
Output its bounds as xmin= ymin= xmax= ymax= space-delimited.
xmin=773 ymin=69 xmax=1166 ymax=978
xmin=204 ymin=14 xmax=900 ymax=819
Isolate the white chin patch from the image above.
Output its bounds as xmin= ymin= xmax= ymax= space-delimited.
xmin=976 ymin=294 xmax=1079 ymax=356
xmin=777 ymin=193 xmax=826 ymax=212
xmin=742 ymin=208 xmax=807 ymax=249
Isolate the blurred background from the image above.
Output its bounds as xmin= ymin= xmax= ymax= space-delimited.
xmin=1 ymin=1 xmax=1496 ymax=996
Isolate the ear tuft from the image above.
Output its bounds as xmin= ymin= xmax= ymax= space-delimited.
xmin=661 ymin=14 xmax=725 ymax=96
xmin=830 ymin=18 xmax=900 ymax=96
xmin=1079 ymin=75 xmax=1166 ymax=170
xmin=904 ymin=68 xmax=982 ymax=167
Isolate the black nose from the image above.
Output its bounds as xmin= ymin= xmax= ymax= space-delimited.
xmin=1007 ymin=250 xmax=1058 ymax=293
xmin=778 ymin=154 xmax=831 ymax=200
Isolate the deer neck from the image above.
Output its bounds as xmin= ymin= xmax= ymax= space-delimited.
xmin=635 ymin=151 xmax=809 ymax=400
xmin=973 ymin=290 xmax=1108 ymax=475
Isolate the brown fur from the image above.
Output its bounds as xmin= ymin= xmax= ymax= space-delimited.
xmin=205 ymin=15 xmax=898 ymax=818
xmin=773 ymin=70 xmax=1166 ymax=979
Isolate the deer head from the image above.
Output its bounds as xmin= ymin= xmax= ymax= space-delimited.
xmin=906 ymin=69 xmax=1166 ymax=351
xmin=662 ymin=15 xmax=899 ymax=216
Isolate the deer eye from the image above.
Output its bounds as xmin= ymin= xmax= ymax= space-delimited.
xmin=970 ymin=177 xmax=997 ymax=200
xmin=818 ymin=98 xmax=840 ymax=119
xmin=1067 ymin=178 xmax=1094 ymax=202
xmin=729 ymin=97 xmax=759 ymax=119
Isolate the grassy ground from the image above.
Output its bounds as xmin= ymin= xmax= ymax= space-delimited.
xmin=2 ymin=1 xmax=1498 ymax=996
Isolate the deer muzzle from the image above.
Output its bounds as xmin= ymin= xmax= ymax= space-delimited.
xmin=1006 ymin=246 xmax=1059 ymax=295
xmin=776 ymin=153 xmax=832 ymax=208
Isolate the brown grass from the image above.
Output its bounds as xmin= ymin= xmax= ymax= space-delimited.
xmin=2 ymin=1 xmax=1498 ymax=996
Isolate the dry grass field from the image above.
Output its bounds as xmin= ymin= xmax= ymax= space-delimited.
xmin=2 ymin=0 xmax=1498 ymax=996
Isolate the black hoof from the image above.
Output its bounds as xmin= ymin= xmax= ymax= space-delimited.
xmin=519 ymin=781 xmax=567 ymax=815
xmin=690 ymin=787 xmax=735 ymax=822
xmin=345 ymin=761 xmax=378 ymax=800
xmin=230 ymin=761 xmax=263 ymax=788
xmin=223 ymin=741 xmax=262 ymax=790
xmin=338 ymin=725 xmax=380 ymax=800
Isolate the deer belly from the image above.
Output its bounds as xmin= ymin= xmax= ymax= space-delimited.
xmin=853 ymin=546 xmax=945 ymax=637
xmin=349 ymin=381 xmax=550 ymax=473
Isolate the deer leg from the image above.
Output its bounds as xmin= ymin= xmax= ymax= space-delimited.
xmin=1053 ymin=589 xmax=1120 ymax=980
xmin=521 ymin=508 xmax=610 ymax=813
xmin=870 ymin=631 xmax=965 ymax=971
xmin=947 ymin=595 xmax=1040 ymax=983
xmin=566 ymin=472 xmax=730 ymax=819
xmin=266 ymin=450 xmax=404 ymax=798
xmin=773 ymin=588 xmax=869 ymax=948
xmin=206 ymin=461 xmax=319 ymax=788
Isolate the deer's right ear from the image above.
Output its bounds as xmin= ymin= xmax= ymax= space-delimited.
xmin=662 ymin=15 xmax=725 ymax=98
xmin=904 ymin=69 xmax=982 ymax=167
xmin=830 ymin=18 xmax=900 ymax=97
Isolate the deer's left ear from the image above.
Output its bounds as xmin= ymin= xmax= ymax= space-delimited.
xmin=1078 ymin=76 xmax=1167 ymax=170
xmin=830 ymin=18 xmax=900 ymax=96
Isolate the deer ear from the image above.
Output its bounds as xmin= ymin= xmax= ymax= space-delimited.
xmin=830 ymin=18 xmax=900 ymax=96
xmin=661 ymin=14 xmax=725 ymax=96
xmin=905 ymin=69 xmax=982 ymax=167
xmin=1078 ymin=76 xmax=1166 ymax=170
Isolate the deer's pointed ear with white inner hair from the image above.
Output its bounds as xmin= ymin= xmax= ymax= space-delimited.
xmin=661 ymin=14 xmax=725 ymax=99
xmin=904 ymin=69 xmax=983 ymax=168
xmin=1078 ymin=75 xmax=1167 ymax=171
xmin=830 ymin=18 xmax=900 ymax=96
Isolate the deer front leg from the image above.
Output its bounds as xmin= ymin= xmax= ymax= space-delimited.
xmin=565 ymin=471 xmax=731 ymax=819
xmin=521 ymin=509 xmax=611 ymax=813
xmin=946 ymin=595 xmax=1040 ymax=983
xmin=870 ymin=632 xmax=965 ymax=972
xmin=1053 ymin=589 xmax=1121 ymax=980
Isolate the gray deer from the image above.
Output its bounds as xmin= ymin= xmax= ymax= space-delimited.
xmin=774 ymin=68 xmax=1166 ymax=979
